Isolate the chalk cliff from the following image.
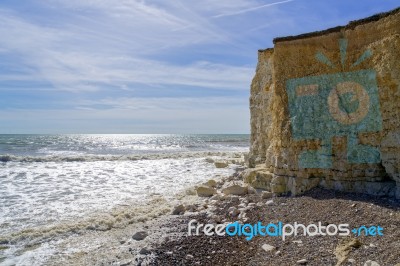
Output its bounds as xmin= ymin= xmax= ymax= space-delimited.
xmin=247 ymin=8 xmax=400 ymax=199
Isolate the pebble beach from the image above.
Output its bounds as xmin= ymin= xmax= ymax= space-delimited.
xmin=37 ymin=166 xmax=400 ymax=266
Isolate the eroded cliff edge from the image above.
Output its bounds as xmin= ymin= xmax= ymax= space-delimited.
xmin=247 ymin=8 xmax=400 ymax=199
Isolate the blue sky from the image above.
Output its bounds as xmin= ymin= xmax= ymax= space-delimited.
xmin=0 ymin=0 xmax=398 ymax=133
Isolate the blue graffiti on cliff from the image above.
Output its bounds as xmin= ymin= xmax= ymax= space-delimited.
xmin=286 ymin=39 xmax=382 ymax=169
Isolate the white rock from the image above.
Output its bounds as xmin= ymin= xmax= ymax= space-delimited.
xmin=348 ymin=258 xmax=355 ymax=264
xmin=240 ymin=198 xmax=249 ymax=204
xmin=238 ymin=203 xmax=246 ymax=208
xmin=209 ymin=199 xmax=218 ymax=205
xmin=297 ymin=259 xmax=308 ymax=264
xmin=196 ymin=186 xmax=217 ymax=197
xmin=186 ymin=254 xmax=194 ymax=259
xmin=364 ymin=260 xmax=380 ymax=266
xmin=266 ymin=200 xmax=274 ymax=205
xmin=222 ymin=185 xmax=248 ymax=196
xmin=261 ymin=244 xmax=276 ymax=252
xmin=256 ymin=202 xmax=264 ymax=207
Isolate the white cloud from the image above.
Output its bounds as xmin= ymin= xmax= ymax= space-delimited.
xmin=212 ymin=0 xmax=294 ymax=18
xmin=0 ymin=0 xmax=298 ymax=132
xmin=0 ymin=6 xmax=254 ymax=92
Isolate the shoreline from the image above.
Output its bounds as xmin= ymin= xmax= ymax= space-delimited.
xmin=37 ymin=165 xmax=400 ymax=266
xmin=0 ymin=153 xmax=246 ymax=265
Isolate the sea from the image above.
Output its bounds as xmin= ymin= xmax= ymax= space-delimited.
xmin=0 ymin=134 xmax=249 ymax=265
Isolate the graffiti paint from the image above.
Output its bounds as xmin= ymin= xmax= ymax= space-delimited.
xmin=286 ymin=39 xmax=382 ymax=168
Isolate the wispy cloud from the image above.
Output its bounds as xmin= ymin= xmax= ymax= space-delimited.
xmin=76 ymin=96 xmax=248 ymax=110
xmin=0 ymin=7 xmax=252 ymax=92
xmin=212 ymin=0 xmax=294 ymax=18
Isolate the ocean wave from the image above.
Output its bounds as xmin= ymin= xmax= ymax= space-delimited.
xmin=0 ymin=194 xmax=191 ymax=247
xmin=0 ymin=188 xmax=202 ymax=247
xmin=0 ymin=151 xmax=247 ymax=163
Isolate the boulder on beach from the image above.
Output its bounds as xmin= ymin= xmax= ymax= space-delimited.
xmin=214 ymin=161 xmax=229 ymax=168
xmin=222 ymin=185 xmax=248 ymax=196
xmin=204 ymin=179 xmax=217 ymax=188
xmin=196 ymin=186 xmax=217 ymax=197
xmin=172 ymin=204 xmax=185 ymax=215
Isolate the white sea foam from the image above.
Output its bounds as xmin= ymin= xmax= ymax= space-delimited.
xmin=0 ymin=151 xmax=242 ymax=163
xmin=0 ymin=134 xmax=249 ymax=264
xmin=0 ymin=155 xmax=242 ymax=235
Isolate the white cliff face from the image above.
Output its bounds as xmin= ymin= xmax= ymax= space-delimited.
xmin=249 ymin=48 xmax=274 ymax=168
xmin=248 ymin=9 xmax=400 ymax=198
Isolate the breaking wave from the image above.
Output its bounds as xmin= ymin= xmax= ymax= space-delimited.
xmin=0 ymin=151 xmax=246 ymax=163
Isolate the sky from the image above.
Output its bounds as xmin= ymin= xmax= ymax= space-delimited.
xmin=0 ymin=0 xmax=398 ymax=134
